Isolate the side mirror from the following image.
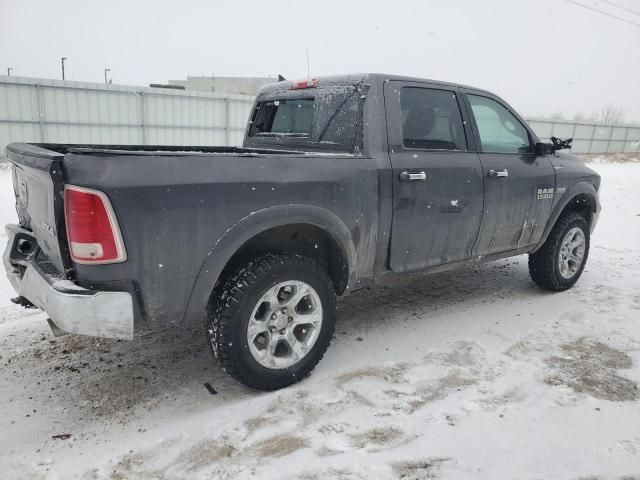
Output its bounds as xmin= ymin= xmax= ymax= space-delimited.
xmin=551 ymin=136 xmax=573 ymax=151
xmin=535 ymin=142 xmax=553 ymax=155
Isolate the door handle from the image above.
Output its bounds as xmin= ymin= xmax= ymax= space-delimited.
xmin=488 ymin=169 xmax=509 ymax=178
xmin=399 ymin=171 xmax=427 ymax=181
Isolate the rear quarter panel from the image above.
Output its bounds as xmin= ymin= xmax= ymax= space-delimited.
xmin=62 ymin=151 xmax=379 ymax=328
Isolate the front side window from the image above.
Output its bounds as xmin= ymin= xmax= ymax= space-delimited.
xmin=248 ymin=86 xmax=362 ymax=152
xmin=467 ymin=94 xmax=531 ymax=154
xmin=400 ymin=87 xmax=466 ymax=151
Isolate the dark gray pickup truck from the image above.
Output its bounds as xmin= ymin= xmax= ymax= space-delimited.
xmin=4 ymin=74 xmax=601 ymax=390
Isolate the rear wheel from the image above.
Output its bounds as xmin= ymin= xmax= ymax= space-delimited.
xmin=528 ymin=212 xmax=590 ymax=291
xmin=207 ymin=253 xmax=336 ymax=391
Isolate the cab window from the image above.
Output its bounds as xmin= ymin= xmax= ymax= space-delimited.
xmin=248 ymin=86 xmax=362 ymax=152
xmin=269 ymin=99 xmax=314 ymax=135
xmin=400 ymin=87 xmax=467 ymax=151
xmin=467 ymin=94 xmax=531 ymax=154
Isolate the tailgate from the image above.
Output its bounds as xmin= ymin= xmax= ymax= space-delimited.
xmin=6 ymin=143 xmax=69 ymax=275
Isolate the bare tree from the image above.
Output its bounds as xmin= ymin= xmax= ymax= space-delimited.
xmin=597 ymin=104 xmax=625 ymax=124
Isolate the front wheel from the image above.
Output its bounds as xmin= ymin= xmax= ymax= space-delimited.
xmin=528 ymin=212 xmax=590 ymax=291
xmin=207 ymin=253 xmax=336 ymax=391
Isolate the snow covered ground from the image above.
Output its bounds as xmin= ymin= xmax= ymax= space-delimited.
xmin=1 ymin=161 xmax=639 ymax=479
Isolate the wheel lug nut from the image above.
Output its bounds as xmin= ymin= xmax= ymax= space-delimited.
xmin=288 ymin=316 xmax=293 ymax=322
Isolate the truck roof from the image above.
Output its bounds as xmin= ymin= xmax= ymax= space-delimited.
xmin=258 ymin=73 xmax=492 ymax=96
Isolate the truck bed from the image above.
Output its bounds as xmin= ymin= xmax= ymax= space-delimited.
xmin=5 ymin=141 xmax=378 ymax=330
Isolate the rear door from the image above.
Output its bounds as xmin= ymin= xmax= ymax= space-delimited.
xmin=461 ymin=91 xmax=556 ymax=255
xmin=384 ymin=81 xmax=484 ymax=272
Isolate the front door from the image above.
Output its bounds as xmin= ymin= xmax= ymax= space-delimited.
xmin=462 ymin=92 xmax=556 ymax=255
xmin=385 ymin=81 xmax=484 ymax=273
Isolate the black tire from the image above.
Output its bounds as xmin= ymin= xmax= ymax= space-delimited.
xmin=207 ymin=252 xmax=336 ymax=391
xmin=528 ymin=211 xmax=590 ymax=291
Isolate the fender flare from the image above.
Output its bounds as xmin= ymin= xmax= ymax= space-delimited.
xmin=532 ymin=181 xmax=600 ymax=252
xmin=183 ymin=204 xmax=358 ymax=322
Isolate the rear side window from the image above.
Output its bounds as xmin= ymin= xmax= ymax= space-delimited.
xmin=467 ymin=94 xmax=531 ymax=154
xmin=248 ymin=86 xmax=362 ymax=152
xmin=400 ymin=87 xmax=466 ymax=151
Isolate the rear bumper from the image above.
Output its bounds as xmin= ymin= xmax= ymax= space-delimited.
xmin=3 ymin=224 xmax=134 ymax=339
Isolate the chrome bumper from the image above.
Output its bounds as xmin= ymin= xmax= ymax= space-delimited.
xmin=4 ymin=224 xmax=134 ymax=340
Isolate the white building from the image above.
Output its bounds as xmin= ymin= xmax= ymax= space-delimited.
xmin=167 ymin=75 xmax=277 ymax=95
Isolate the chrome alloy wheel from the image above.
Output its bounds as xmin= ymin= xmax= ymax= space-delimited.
xmin=247 ymin=280 xmax=323 ymax=369
xmin=558 ymin=227 xmax=586 ymax=279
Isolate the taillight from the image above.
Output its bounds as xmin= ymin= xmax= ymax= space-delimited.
xmin=64 ymin=185 xmax=127 ymax=264
xmin=290 ymin=78 xmax=319 ymax=90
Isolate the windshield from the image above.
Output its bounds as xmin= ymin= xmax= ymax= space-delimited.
xmin=246 ymin=85 xmax=364 ymax=153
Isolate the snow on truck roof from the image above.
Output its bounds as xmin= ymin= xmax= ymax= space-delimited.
xmin=257 ymin=73 xmax=492 ymax=96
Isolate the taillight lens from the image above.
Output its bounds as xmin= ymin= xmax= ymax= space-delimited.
xmin=64 ymin=185 xmax=127 ymax=264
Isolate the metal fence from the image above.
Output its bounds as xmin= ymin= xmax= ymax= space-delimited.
xmin=0 ymin=76 xmax=255 ymax=158
xmin=1 ymin=76 xmax=639 ymax=157
xmin=525 ymin=118 xmax=640 ymax=155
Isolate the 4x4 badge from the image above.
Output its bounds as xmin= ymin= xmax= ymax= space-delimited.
xmin=42 ymin=222 xmax=56 ymax=236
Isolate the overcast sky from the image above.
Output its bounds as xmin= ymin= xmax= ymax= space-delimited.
xmin=1 ymin=0 xmax=639 ymax=121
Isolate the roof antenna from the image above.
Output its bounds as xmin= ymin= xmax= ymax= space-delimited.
xmin=306 ymin=48 xmax=310 ymax=78
xmin=278 ymin=74 xmax=286 ymax=82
